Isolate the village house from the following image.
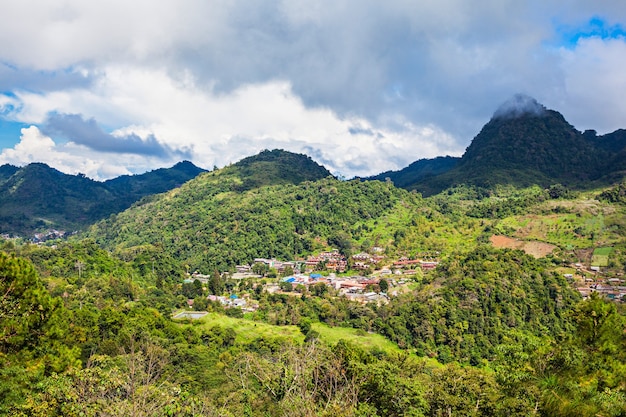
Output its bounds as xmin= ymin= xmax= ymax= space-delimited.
xmin=305 ymin=250 xmax=347 ymax=272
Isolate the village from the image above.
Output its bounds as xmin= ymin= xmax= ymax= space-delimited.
xmin=569 ymin=262 xmax=626 ymax=302
xmin=176 ymin=245 xmax=626 ymax=319
xmin=178 ymin=249 xmax=440 ymax=315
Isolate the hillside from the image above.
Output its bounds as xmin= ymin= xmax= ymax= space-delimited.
xmin=3 ymin=110 xmax=626 ymax=416
xmin=87 ymin=174 xmax=408 ymax=272
xmin=379 ymin=95 xmax=626 ymax=195
xmin=84 ymin=150 xmax=351 ymax=270
xmin=6 ymin=185 xmax=626 ymax=414
xmin=85 ymin=147 xmax=626 ymax=276
xmin=104 ymin=160 xmax=206 ymax=196
xmin=366 ymin=155 xmax=460 ymax=188
xmin=221 ymin=148 xmax=333 ymax=190
xmin=4 ymin=165 xmax=626 ymax=415
xmin=0 ymin=161 xmax=205 ymax=236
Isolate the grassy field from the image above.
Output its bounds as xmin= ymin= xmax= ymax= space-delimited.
xmin=591 ymin=247 xmax=613 ymax=266
xmin=189 ymin=312 xmax=305 ymax=345
xmin=495 ymin=213 xmax=605 ymax=249
xmin=310 ymin=322 xmax=403 ymax=354
xmin=181 ymin=312 xmax=411 ymax=356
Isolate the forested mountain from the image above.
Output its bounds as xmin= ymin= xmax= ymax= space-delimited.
xmin=104 ymin=160 xmax=206 ymax=196
xmin=221 ymin=148 xmax=333 ymax=190
xmin=1 ymin=108 xmax=626 ymax=415
xmin=87 ymin=173 xmax=406 ymax=272
xmin=0 ymin=160 xmax=205 ymax=236
xmin=374 ymin=95 xmax=626 ymax=195
xmin=366 ymin=156 xmax=460 ymax=188
xmin=3 ymin=191 xmax=626 ymax=415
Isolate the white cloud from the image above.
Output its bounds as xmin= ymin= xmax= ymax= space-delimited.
xmin=0 ymin=126 xmax=56 ymax=162
xmin=0 ymin=0 xmax=625 ymax=180
xmin=0 ymin=126 xmax=166 ymax=180
xmin=557 ymin=37 xmax=626 ymax=133
xmin=1 ymin=66 xmax=460 ymax=179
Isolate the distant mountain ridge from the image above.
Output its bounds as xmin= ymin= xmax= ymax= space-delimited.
xmin=366 ymin=156 xmax=460 ymax=188
xmin=4 ymin=95 xmax=626 ymax=235
xmin=372 ymin=95 xmax=626 ymax=195
xmin=0 ymin=161 xmax=206 ymax=236
xmin=0 ymin=150 xmax=331 ymax=237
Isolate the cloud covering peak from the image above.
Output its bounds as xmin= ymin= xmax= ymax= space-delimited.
xmin=492 ymin=94 xmax=547 ymax=120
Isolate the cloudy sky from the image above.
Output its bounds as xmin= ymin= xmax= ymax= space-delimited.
xmin=0 ymin=1 xmax=625 ymax=180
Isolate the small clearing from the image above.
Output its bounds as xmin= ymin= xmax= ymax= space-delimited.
xmin=490 ymin=235 xmax=556 ymax=258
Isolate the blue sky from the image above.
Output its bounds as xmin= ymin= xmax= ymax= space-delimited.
xmin=0 ymin=1 xmax=625 ymax=180
xmin=556 ymin=16 xmax=626 ymax=48
xmin=0 ymin=120 xmax=25 ymax=149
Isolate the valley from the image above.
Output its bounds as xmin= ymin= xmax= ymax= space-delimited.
xmin=1 ymin=102 xmax=625 ymax=416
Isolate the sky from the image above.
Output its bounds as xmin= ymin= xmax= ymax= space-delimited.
xmin=0 ymin=1 xmax=625 ymax=180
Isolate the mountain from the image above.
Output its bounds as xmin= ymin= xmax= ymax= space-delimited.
xmin=378 ymin=95 xmax=626 ymax=195
xmin=0 ymin=161 xmax=206 ymax=236
xmin=85 ymin=150 xmax=404 ymax=272
xmin=0 ymin=164 xmax=19 ymax=184
xmin=222 ymin=148 xmax=333 ymax=190
xmin=105 ymin=160 xmax=206 ymax=196
xmin=366 ymin=156 xmax=460 ymax=188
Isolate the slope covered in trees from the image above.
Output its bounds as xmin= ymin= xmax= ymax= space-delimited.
xmin=1 ymin=240 xmax=624 ymax=416
xmin=377 ymin=96 xmax=626 ymax=195
xmin=366 ymin=156 xmax=460 ymax=188
xmin=0 ymin=161 xmax=206 ymax=236
xmin=87 ymin=174 xmax=406 ymax=272
xmin=1 ymin=144 xmax=626 ymax=415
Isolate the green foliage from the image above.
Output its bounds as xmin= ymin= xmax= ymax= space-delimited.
xmin=367 ymin=155 xmax=459 ymax=189
xmin=87 ymin=176 xmax=405 ymax=272
xmin=378 ymin=278 xmax=389 ymax=293
xmin=411 ymin=109 xmax=623 ymax=195
xmin=0 ymin=161 xmax=205 ymax=236
xmin=598 ymin=181 xmax=626 ymax=204
xmin=3 ymin=144 xmax=626 ymax=415
xmin=0 ymin=252 xmax=80 ymax=413
xmin=225 ymin=148 xmax=332 ymax=191
xmin=379 ymin=247 xmax=580 ymax=362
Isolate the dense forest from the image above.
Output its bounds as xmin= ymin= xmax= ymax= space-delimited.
xmin=0 ymin=161 xmax=206 ymax=236
xmin=1 ymin=237 xmax=625 ymax=416
xmin=2 ymin=179 xmax=626 ymax=415
xmin=2 ymin=147 xmax=626 ymax=415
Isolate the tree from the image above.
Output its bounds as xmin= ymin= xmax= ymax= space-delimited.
xmin=208 ymin=269 xmax=224 ymax=295
xmin=252 ymin=262 xmax=269 ymax=276
xmin=572 ymin=292 xmax=624 ymax=353
xmin=0 ymin=253 xmax=79 ymax=413
xmin=310 ymin=282 xmax=328 ymax=297
xmin=329 ymin=232 xmax=353 ymax=257
xmin=378 ymin=278 xmax=389 ymax=293
xmin=281 ymin=265 xmax=294 ymax=277
xmin=427 ymin=363 xmax=499 ymax=416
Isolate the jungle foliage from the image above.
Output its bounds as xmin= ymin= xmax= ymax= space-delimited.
xmin=2 ymin=146 xmax=626 ymax=415
xmin=0 ymin=161 xmax=206 ymax=236
xmin=1 ymin=243 xmax=625 ymax=416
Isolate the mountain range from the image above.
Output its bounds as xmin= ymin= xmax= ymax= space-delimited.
xmin=0 ymin=160 xmax=206 ymax=236
xmin=2 ymin=95 xmax=625 ymax=236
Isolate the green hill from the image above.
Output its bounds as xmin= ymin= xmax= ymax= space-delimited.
xmin=4 ymin=154 xmax=626 ymax=415
xmin=223 ymin=148 xmax=333 ymax=190
xmin=0 ymin=161 xmax=205 ymax=236
xmin=366 ymin=156 xmax=460 ymax=188
xmin=86 ymin=173 xmax=406 ymax=271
